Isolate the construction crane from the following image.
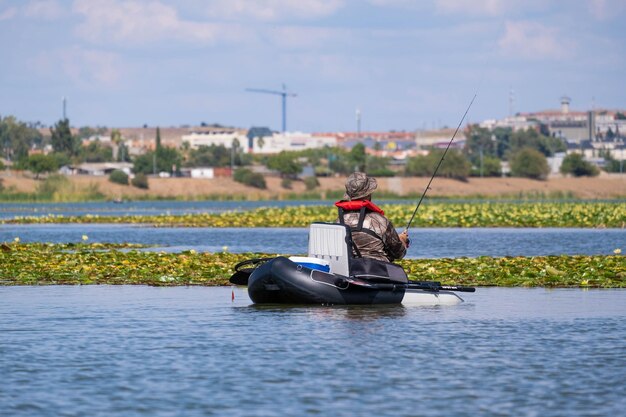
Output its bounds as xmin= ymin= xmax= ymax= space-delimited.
xmin=245 ymin=84 xmax=297 ymax=132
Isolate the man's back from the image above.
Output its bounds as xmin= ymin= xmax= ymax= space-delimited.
xmin=340 ymin=210 xmax=406 ymax=262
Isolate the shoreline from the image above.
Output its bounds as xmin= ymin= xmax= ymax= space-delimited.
xmin=1 ymin=173 xmax=625 ymax=202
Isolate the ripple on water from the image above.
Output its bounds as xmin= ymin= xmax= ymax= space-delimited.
xmin=0 ymin=286 xmax=625 ymax=417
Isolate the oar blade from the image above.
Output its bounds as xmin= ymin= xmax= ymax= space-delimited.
xmin=229 ymin=269 xmax=253 ymax=285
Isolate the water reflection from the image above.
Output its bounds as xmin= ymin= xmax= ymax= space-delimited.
xmin=245 ymin=304 xmax=408 ymax=321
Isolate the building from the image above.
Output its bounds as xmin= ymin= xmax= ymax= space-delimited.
xmin=249 ymin=131 xmax=338 ymax=154
xmin=479 ymin=116 xmax=539 ymax=132
xmin=182 ymin=128 xmax=248 ymax=152
xmin=480 ymin=97 xmax=626 ymax=162
xmin=179 ymin=167 xmax=232 ymax=178
xmin=60 ymin=162 xmax=133 ymax=176
xmin=415 ymin=128 xmax=466 ymax=150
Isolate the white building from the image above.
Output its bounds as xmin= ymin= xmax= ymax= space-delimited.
xmin=182 ymin=129 xmax=249 ymax=152
xmin=60 ymin=162 xmax=133 ymax=176
xmin=479 ymin=116 xmax=539 ymax=132
xmin=190 ymin=167 xmax=214 ymax=178
xmin=250 ymin=132 xmax=338 ymax=154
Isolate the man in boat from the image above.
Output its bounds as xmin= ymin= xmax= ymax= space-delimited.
xmin=336 ymin=172 xmax=409 ymax=263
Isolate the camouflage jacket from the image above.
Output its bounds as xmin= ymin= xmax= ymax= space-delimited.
xmin=335 ymin=201 xmax=407 ymax=263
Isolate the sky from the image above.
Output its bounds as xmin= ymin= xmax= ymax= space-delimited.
xmin=1 ymin=0 xmax=625 ymax=133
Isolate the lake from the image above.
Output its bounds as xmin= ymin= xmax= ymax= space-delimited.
xmin=1 ymin=224 xmax=623 ymax=258
xmin=1 ymin=286 xmax=624 ymax=417
xmin=2 ymin=199 xmax=621 ymax=219
xmin=0 ymin=200 xmax=335 ymax=219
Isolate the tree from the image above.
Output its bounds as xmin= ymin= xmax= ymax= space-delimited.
xmin=155 ymin=127 xmax=162 ymax=151
xmin=464 ymin=125 xmax=497 ymax=163
xmin=560 ymin=153 xmax=599 ymax=177
xmin=26 ymin=154 xmax=59 ymax=179
xmin=77 ymin=126 xmax=107 ymax=140
xmin=110 ymin=129 xmax=129 ymax=162
xmin=366 ymin=155 xmax=395 ymax=177
xmin=133 ymin=147 xmax=182 ymax=175
xmin=510 ymin=148 xmax=550 ymax=180
xmin=185 ymin=145 xmax=232 ymax=167
xmin=0 ymin=116 xmax=42 ymax=162
xmin=267 ymin=151 xmax=302 ymax=177
xmin=304 ymin=176 xmax=320 ymax=190
xmin=328 ymin=153 xmax=352 ymax=174
xmin=50 ymin=119 xmax=80 ymax=158
xmin=509 ymin=128 xmax=566 ymax=157
xmin=131 ymin=173 xmax=149 ymax=189
xmin=233 ymin=168 xmax=266 ymax=189
xmin=80 ymin=140 xmax=113 ymax=163
xmin=349 ymin=143 xmax=367 ymax=171
xmin=606 ymin=128 xmax=615 ymax=141
xmin=471 ymin=155 xmax=502 ymax=177
xmin=491 ymin=127 xmax=514 ymax=159
xmin=602 ymin=151 xmax=624 ymax=173
xmin=117 ymin=143 xmax=131 ymax=162
xmin=109 ymin=169 xmax=129 ymax=185
xmin=406 ymin=149 xmax=471 ymax=180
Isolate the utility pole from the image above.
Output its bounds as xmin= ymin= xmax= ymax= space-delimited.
xmin=356 ymin=108 xmax=362 ymax=139
xmin=62 ymin=97 xmax=67 ymax=120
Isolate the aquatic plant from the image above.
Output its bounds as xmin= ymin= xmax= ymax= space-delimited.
xmin=1 ymin=242 xmax=623 ymax=288
xmin=2 ymin=202 xmax=624 ymax=228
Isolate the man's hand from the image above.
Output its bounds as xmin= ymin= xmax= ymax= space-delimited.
xmin=399 ymin=230 xmax=410 ymax=248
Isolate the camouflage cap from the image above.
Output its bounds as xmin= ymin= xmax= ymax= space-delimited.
xmin=344 ymin=172 xmax=378 ymax=200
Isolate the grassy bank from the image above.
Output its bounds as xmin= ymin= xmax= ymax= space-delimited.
xmin=0 ymin=187 xmax=584 ymax=203
xmin=0 ymin=243 xmax=623 ymax=288
xmin=3 ymin=202 xmax=625 ymax=228
xmin=3 ymin=174 xmax=626 ymax=201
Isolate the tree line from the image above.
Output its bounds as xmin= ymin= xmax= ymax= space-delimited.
xmin=0 ymin=115 xmax=617 ymax=186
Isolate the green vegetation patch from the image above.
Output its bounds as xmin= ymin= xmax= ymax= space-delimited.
xmin=3 ymin=202 xmax=625 ymax=228
xmin=0 ymin=243 xmax=623 ymax=288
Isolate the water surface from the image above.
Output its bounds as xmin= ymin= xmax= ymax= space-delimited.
xmin=1 ymin=286 xmax=624 ymax=417
xmin=0 ymin=200 xmax=332 ymax=219
xmin=1 ymin=224 xmax=622 ymax=257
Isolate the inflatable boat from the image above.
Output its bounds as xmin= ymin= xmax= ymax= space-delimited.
xmin=230 ymin=223 xmax=475 ymax=306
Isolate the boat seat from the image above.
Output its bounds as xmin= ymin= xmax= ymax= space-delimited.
xmin=307 ymin=223 xmax=353 ymax=277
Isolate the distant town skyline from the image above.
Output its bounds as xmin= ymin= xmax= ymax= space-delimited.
xmin=1 ymin=0 xmax=625 ymax=132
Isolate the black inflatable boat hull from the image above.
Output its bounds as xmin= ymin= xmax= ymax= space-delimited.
xmin=248 ymin=256 xmax=406 ymax=305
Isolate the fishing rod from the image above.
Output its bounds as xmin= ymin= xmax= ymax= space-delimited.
xmin=405 ymin=93 xmax=477 ymax=231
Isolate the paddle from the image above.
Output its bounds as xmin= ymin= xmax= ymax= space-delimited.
xmin=350 ymin=278 xmax=475 ymax=293
xmin=229 ymin=258 xmax=275 ymax=285
xmin=407 ymin=281 xmax=475 ymax=293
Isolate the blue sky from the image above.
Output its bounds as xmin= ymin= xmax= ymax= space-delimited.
xmin=1 ymin=0 xmax=625 ymax=132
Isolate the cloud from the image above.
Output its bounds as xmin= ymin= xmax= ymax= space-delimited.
xmin=72 ymin=0 xmax=227 ymax=45
xmin=367 ymin=0 xmax=499 ymax=14
xmin=434 ymin=0 xmax=507 ymax=16
xmin=203 ymin=0 xmax=345 ymax=21
xmin=0 ymin=6 xmax=17 ymax=20
xmin=498 ymin=21 xmax=573 ymax=60
xmin=266 ymin=25 xmax=351 ymax=50
xmin=23 ymin=0 xmax=64 ymax=20
xmin=32 ymin=46 xmax=124 ymax=89
xmin=588 ymin=0 xmax=626 ymax=20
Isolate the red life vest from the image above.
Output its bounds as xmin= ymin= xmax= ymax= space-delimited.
xmin=334 ymin=200 xmax=385 ymax=215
